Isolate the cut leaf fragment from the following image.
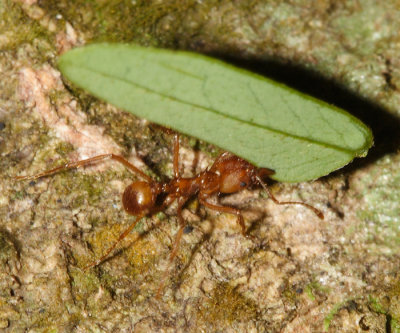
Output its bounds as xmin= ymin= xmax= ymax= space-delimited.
xmin=58 ymin=44 xmax=373 ymax=182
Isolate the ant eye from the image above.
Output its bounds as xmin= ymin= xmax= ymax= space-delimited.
xmin=240 ymin=181 xmax=247 ymax=187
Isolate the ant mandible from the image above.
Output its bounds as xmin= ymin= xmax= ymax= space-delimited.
xmin=15 ymin=132 xmax=323 ymax=296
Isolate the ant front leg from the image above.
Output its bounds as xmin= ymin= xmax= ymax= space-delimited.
xmin=153 ymin=126 xmax=180 ymax=178
xmin=172 ymin=133 xmax=180 ymax=178
xmin=255 ymin=176 xmax=324 ymax=219
xmin=15 ymin=154 xmax=152 ymax=182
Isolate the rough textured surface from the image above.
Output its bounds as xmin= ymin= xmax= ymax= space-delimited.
xmin=1 ymin=0 xmax=400 ymax=331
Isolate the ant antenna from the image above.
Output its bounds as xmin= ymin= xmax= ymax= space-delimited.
xmin=256 ymin=176 xmax=324 ymax=219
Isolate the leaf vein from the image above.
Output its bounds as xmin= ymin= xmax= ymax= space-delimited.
xmin=76 ymin=65 xmax=357 ymax=154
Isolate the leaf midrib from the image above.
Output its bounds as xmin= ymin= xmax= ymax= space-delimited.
xmin=68 ymin=63 xmax=359 ymax=155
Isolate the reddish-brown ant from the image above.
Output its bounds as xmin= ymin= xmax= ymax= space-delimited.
xmin=15 ymin=133 xmax=323 ymax=296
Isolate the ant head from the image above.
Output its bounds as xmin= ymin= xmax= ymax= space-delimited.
xmin=211 ymin=153 xmax=257 ymax=194
xmin=122 ymin=181 xmax=159 ymax=215
xmin=219 ymin=167 xmax=253 ymax=193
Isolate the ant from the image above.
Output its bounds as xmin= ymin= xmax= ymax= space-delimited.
xmin=15 ymin=132 xmax=323 ymax=296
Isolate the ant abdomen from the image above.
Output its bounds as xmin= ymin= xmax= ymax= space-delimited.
xmin=122 ymin=181 xmax=157 ymax=215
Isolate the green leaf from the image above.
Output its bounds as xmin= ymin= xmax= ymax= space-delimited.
xmin=58 ymin=43 xmax=373 ymax=182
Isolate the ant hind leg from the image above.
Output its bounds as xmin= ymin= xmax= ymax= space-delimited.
xmin=156 ymin=196 xmax=188 ymax=298
xmin=84 ymin=212 xmax=146 ymax=270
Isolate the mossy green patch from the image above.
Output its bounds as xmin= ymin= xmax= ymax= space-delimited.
xmin=82 ymin=219 xmax=161 ymax=298
xmin=11 ymin=190 xmax=24 ymax=201
xmin=52 ymin=172 xmax=105 ymax=207
xmin=54 ymin=141 xmax=74 ymax=157
xmin=305 ymin=280 xmax=330 ymax=301
xmin=282 ymin=286 xmax=297 ymax=304
xmin=357 ymin=155 xmax=400 ymax=251
xmin=368 ymin=295 xmax=400 ymax=333
xmin=332 ymin=2 xmax=388 ymax=56
xmin=69 ymin=267 xmax=102 ymax=302
xmin=323 ymin=300 xmax=348 ymax=332
xmin=38 ymin=0 xmax=195 ymax=45
xmin=39 ymin=0 xmax=138 ymax=43
xmin=197 ymin=282 xmax=257 ymax=329
xmin=37 ymin=0 xmax=246 ymax=48
xmin=0 ymin=232 xmax=18 ymax=270
xmin=0 ymin=1 xmax=53 ymax=53
xmin=86 ymin=223 xmax=128 ymax=261
xmin=125 ymin=237 xmax=159 ymax=278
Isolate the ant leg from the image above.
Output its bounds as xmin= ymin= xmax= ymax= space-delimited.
xmin=84 ymin=213 xmax=146 ymax=270
xmin=198 ymin=197 xmax=247 ymax=237
xmin=168 ymin=198 xmax=187 ymax=262
xmin=156 ymin=197 xmax=187 ymax=298
xmin=15 ymin=154 xmax=152 ymax=182
xmin=173 ymin=133 xmax=180 ymax=178
xmin=256 ymin=176 xmax=324 ymax=219
xmin=154 ymin=126 xmax=180 ymax=177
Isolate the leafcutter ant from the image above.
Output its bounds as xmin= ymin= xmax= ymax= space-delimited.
xmin=15 ymin=133 xmax=323 ymax=296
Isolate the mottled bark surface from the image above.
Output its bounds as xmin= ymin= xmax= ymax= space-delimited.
xmin=1 ymin=0 xmax=400 ymax=331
